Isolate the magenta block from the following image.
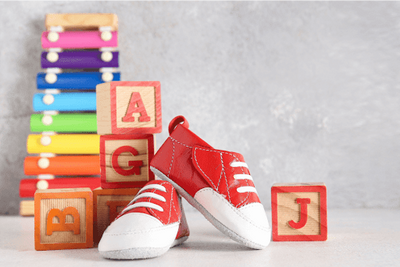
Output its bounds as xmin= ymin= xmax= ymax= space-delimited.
xmin=41 ymin=31 xmax=118 ymax=49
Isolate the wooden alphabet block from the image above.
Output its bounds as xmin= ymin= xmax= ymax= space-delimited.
xmin=100 ymin=134 xmax=155 ymax=188
xmin=93 ymin=188 xmax=140 ymax=244
xmin=34 ymin=188 xmax=93 ymax=250
xmin=271 ymin=183 xmax=327 ymax=241
xmin=96 ymin=81 xmax=162 ymax=135
xmin=20 ymin=200 xmax=34 ymax=216
xmin=45 ymin=13 xmax=118 ymax=31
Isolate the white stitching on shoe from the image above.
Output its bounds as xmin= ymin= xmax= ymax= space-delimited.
xmin=169 ymin=136 xmax=193 ymax=149
xmin=193 ymin=147 xmax=216 ymax=189
xmin=216 ymin=153 xmax=223 ymax=191
xmin=167 ymin=141 xmax=175 ymax=178
xmin=167 ymin=185 xmax=174 ymax=224
xmin=223 ymin=168 xmax=232 ymax=203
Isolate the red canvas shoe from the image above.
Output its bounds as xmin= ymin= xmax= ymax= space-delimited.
xmin=150 ymin=116 xmax=271 ymax=249
xmin=98 ymin=180 xmax=190 ymax=259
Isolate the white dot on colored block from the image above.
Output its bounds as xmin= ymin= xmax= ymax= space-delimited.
xmin=46 ymin=52 xmax=59 ymax=63
xmin=101 ymin=51 xmax=113 ymax=62
xmin=36 ymin=180 xmax=49 ymax=190
xmin=102 ymin=72 xmax=114 ymax=82
xmin=101 ymin=31 xmax=112 ymax=41
xmin=40 ymin=136 xmax=52 ymax=146
xmin=42 ymin=94 xmax=54 ymax=105
xmin=47 ymin=32 xmax=59 ymax=42
xmin=42 ymin=115 xmax=53 ymax=126
xmin=38 ymin=158 xmax=50 ymax=169
xmin=45 ymin=73 xmax=57 ymax=84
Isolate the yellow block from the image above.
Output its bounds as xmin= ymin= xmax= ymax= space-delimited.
xmin=45 ymin=14 xmax=118 ymax=31
xmin=27 ymin=134 xmax=100 ymax=154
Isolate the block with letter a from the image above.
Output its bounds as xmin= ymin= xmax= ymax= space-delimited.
xmin=93 ymin=187 xmax=140 ymax=244
xmin=100 ymin=134 xmax=155 ymax=189
xmin=96 ymin=81 xmax=161 ymax=135
xmin=271 ymin=183 xmax=327 ymax=241
xmin=34 ymin=188 xmax=93 ymax=250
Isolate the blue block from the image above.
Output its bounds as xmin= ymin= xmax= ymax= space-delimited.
xmin=36 ymin=72 xmax=121 ymax=90
xmin=33 ymin=92 xmax=96 ymax=111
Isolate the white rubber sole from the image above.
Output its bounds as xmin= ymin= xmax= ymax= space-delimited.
xmin=100 ymin=236 xmax=188 ymax=260
xmin=151 ymin=167 xmax=270 ymax=249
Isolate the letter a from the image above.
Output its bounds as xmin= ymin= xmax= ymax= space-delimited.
xmin=288 ymin=198 xmax=311 ymax=229
xmin=122 ymin=92 xmax=151 ymax=122
xmin=46 ymin=207 xmax=80 ymax=235
xmin=112 ymin=146 xmax=144 ymax=176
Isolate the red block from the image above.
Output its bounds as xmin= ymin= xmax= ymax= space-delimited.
xmin=271 ymin=183 xmax=327 ymax=241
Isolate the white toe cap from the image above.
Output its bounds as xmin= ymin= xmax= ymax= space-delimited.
xmin=98 ymin=213 xmax=179 ymax=252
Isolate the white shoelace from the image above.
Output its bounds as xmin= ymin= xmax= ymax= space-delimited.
xmin=230 ymin=161 xmax=258 ymax=194
xmin=120 ymin=184 xmax=167 ymax=215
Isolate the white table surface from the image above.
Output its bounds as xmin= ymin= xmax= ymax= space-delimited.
xmin=0 ymin=209 xmax=399 ymax=267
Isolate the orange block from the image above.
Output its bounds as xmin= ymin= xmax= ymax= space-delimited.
xmin=24 ymin=155 xmax=100 ymax=176
xmin=271 ymin=183 xmax=327 ymax=241
xmin=34 ymin=188 xmax=93 ymax=250
xmin=93 ymin=187 xmax=140 ymax=244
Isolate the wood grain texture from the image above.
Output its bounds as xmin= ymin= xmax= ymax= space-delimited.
xmin=20 ymin=200 xmax=34 ymax=216
xmin=96 ymin=81 xmax=162 ymax=135
xmin=271 ymin=183 xmax=327 ymax=241
xmin=45 ymin=13 xmax=118 ymax=31
xmin=99 ymin=134 xmax=155 ymax=188
xmin=93 ymin=188 xmax=140 ymax=244
xmin=34 ymin=188 xmax=93 ymax=250
xmin=96 ymin=82 xmax=112 ymax=135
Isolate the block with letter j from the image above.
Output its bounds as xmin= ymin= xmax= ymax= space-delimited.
xmin=271 ymin=183 xmax=327 ymax=241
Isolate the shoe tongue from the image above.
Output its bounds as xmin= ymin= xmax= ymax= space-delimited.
xmin=191 ymin=145 xmax=245 ymax=190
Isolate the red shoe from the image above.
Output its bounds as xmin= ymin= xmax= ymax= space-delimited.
xmin=150 ymin=116 xmax=271 ymax=249
xmin=98 ymin=180 xmax=190 ymax=259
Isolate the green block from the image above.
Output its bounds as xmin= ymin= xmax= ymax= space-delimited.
xmin=30 ymin=113 xmax=97 ymax=133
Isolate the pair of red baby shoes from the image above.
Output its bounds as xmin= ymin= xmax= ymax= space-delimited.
xmin=98 ymin=116 xmax=271 ymax=259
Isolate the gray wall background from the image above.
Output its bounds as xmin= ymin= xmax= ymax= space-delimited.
xmin=1 ymin=1 xmax=399 ymax=215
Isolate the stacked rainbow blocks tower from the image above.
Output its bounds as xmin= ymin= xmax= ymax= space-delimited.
xmin=20 ymin=14 xmax=120 ymax=216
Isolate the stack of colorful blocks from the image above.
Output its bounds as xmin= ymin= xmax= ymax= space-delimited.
xmin=33 ymin=81 xmax=162 ymax=250
xmin=20 ymin=14 xmax=121 ymax=216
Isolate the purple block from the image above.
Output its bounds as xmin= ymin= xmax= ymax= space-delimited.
xmin=41 ymin=51 xmax=119 ymax=69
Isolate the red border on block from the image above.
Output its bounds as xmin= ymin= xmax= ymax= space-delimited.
xmin=271 ymin=183 xmax=327 ymax=241
xmin=34 ymin=189 xmax=93 ymax=250
xmin=109 ymin=81 xmax=162 ymax=134
xmin=100 ymin=134 xmax=155 ymax=189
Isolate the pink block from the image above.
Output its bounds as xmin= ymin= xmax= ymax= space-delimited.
xmin=41 ymin=31 xmax=118 ymax=49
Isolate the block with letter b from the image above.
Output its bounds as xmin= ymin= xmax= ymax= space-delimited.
xmin=271 ymin=183 xmax=327 ymax=241
xmin=100 ymin=134 xmax=155 ymax=189
xmin=96 ymin=81 xmax=161 ymax=135
xmin=93 ymin=187 xmax=140 ymax=244
xmin=34 ymin=188 xmax=93 ymax=250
